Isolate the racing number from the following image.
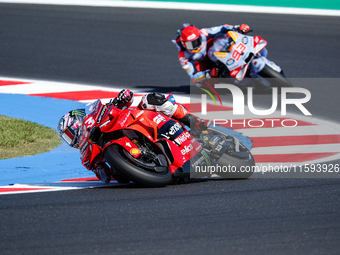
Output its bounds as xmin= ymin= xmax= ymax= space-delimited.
xmin=231 ymin=43 xmax=246 ymax=61
xmin=84 ymin=117 xmax=95 ymax=128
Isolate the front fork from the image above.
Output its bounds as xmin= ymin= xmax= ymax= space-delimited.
xmin=249 ymin=48 xmax=281 ymax=75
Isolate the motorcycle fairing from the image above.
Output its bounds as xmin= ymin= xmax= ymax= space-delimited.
xmin=156 ymin=118 xmax=202 ymax=173
xmin=80 ymin=100 xmax=205 ymax=175
xmin=250 ymin=56 xmax=282 ymax=76
xmin=253 ymin=35 xmax=267 ymax=54
xmin=104 ymin=137 xmax=141 ymax=158
xmin=209 ymin=31 xmax=268 ymax=81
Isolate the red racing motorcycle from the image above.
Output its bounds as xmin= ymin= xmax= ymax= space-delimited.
xmin=78 ymin=99 xmax=255 ymax=187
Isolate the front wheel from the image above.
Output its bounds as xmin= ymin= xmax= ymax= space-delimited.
xmin=258 ymin=65 xmax=293 ymax=88
xmin=104 ymin=144 xmax=171 ymax=187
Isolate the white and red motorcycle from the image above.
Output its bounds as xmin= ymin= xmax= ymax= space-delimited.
xmin=208 ymin=31 xmax=293 ymax=89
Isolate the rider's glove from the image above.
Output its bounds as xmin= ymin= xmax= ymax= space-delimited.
xmin=192 ymin=52 xmax=204 ymax=61
xmin=205 ymin=68 xmax=220 ymax=79
xmin=118 ymin=89 xmax=133 ymax=105
xmin=195 ymin=118 xmax=212 ymax=131
xmin=107 ymin=98 xmax=118 ymax=105
xmin=237 ymin=24 xmax=250 ymax=34
xmin=210 ymin=68 xmax=220 ymax=78
xmin=205 ymin=70 xmax=212 ymax=79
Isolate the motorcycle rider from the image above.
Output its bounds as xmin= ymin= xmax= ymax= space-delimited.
xmin=57 ymin=89 xmax=211 ymax=183
xmin=174 ymin=23 xmax=250 ymax=87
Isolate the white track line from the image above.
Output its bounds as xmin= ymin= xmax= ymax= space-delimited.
xmin=0 ymin=0 xmax=339 ymax=16
xmin=252 ymin=144 xmax=340 ymax=155
xmin=236 ymin=126 xmax=339 ymax=137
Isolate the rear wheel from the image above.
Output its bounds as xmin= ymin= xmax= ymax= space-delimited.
xmin=216 ymin=153 xmax=255 ymax=179
xmin=104 ymin=144 xmax=171 ymax=187
xmin=208 ymin=127 xmax=255 ymax=179
xmin=258 ymin=65 xmax=293 ymax=88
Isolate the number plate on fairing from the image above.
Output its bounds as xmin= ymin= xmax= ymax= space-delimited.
xmin=209 ymin=31 xmax=255 ymax=80
xmin=215 ymin=32 xmax=253 ymax=68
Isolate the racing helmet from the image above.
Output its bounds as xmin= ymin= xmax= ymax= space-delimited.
xmin=57 ymin=109 xmax=86 ymax=148
xmin=180 ymin=25 xmax=202 ymax=53
xmin=117 ymin=89 xmax=134 ymax=109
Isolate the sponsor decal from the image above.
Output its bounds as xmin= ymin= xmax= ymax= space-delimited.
xmin=192 ymin=156 xmax=205 ymax=167
xmin=195 ymin=75 xmax=206 ymax=82
xmin=231 ymin=69 xmax=239 ymax=76
xmin=169 ymin=122 xmax=182 ymax=135
xmin=72 ymin=109 xmax=86 ymax=117
xmin=181 ymin=144 xmax=193 ymax=155
xmin=84 ymin=116 xmax=95 ymax=128
xmin=179 ymin=57 xmax=188 ymax=65
xmin=153 ymin=114 xmax=166 ymax=124
xmin=97 ymin=105 xmax=108 ymax=124
xmin=174 ymin=131 xmax=191 ymax=145
xmin=80 ymin=141 xmax=88 ymax=155
xmin=135 ymin=110 xmax=144 ymax=119
xmin=200 ymin=149 xmax=211 ymax=164
xmin=242 ymin=36 xmax=248 ymax=44
xmin=187 ymin=34 xmax=196 ymax=40
xmin=227 ymin=31 xmax=239 ymax=42
xmin=161 ymin=133 xmax=171 ymax=139
xmin=214 ymin=144 xmax=223 ymax=152
xmin=231 ymin=43 xmax=246 ymax=61
xmin=130 ymin=148 xmax=140 ymax=155
xmin=213 ymin=52 xmax=228 ymax=59
xmin=201 ymin=28 xmax=209 ymax=36
xmin=195 ymin=144 xmax=202 ymax=152
xmin=209 ymin=136 xmax=220 ymax=146
xmin=227 ymin=58 xmax=235 ymax=65
xmin=119 ymin=111 xmax=131 ymax=126
xmin=99 ymin=119 xmax=110 ymax=128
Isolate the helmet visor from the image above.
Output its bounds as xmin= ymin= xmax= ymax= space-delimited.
xmin=184 ymin=37 xmax=202 ymax=51
xmin=58 ymin=109 xmax=85 ymax=148
xmin=61 ymin=126 xmax=76 ymax=147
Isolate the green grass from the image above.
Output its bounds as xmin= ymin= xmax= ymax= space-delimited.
xmin=0 ymin=115 xmax=62 ymax=160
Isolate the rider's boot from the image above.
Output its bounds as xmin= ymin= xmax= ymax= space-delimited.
xmin=139 ymin=92 xmax=211 ymax=132
xmin=172 ymin=105 xmax=211 ymax=132
xmin=93 ymin=163 xmax=112 ymax=183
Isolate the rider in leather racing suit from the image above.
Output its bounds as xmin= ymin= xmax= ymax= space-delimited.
xmin=174 ymin=23 xmax=251 ymax=87
xmin=57 ymin=89 xmax=211 ymax=183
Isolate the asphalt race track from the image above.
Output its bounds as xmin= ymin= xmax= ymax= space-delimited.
xmin=0 ymin=3 xmax=340 ymax=255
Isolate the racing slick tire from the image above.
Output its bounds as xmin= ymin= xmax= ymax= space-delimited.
xmin=208 ymin=127 xmax=255 ymax=179
xmin=216 ymin=153 xmax=255 ymax=179
xmin=258 ymin=64 xmax=293 ymax=88
xmin=104 ymin=144 xmax=171 ymax=187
